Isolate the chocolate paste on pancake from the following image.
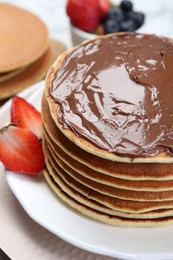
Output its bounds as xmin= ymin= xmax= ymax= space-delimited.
xmin=50 ymin=33 xmax=173 ymax=157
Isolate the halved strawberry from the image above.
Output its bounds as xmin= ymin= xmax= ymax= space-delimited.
xmin=11 ymin=96 xmax=42 ymax=139
xmin=0 ymin=125 xmax=45 ymax=174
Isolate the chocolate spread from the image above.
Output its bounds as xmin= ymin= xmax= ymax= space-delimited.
xmin=50 ymin=33 xmax=173 ymax=157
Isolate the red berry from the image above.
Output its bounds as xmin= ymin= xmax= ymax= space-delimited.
xmin=66 ymin=0 xmax=99 ymax=32
xmin=0 ymin=125 xmax=45 ymax=174
xmin=11 ymin=96 xmax=42 ymax=139
xmin=99 ymin=0 xmax=110 ymax=20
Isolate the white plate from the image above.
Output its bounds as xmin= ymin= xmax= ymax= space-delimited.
xmin=1 ymin=81 xmax=173 ymax=260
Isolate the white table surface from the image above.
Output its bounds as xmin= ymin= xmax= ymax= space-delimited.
xmin=1 ymin=1 xmax=173 ymax=260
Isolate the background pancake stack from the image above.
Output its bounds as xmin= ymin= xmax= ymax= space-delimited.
xmin=0 ymin=3 xmax=66 ymax=100
xmin=42 ymin=33 xmax=173 ymax=227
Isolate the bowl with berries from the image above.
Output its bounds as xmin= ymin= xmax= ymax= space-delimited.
xmin=66 ymin=0 xmax=145 ymax=46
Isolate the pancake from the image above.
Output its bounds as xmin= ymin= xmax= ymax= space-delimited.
xmin=0 ymin=67 xmax=26 ymax=83
xmin=43 ymin=154 xmax=173 ymax=219
xmin=43 ymin=169 xmax=173 ymax=226
xmin=42 ymin=132 xmax=173 ymax=214
xmin=43 ymin=148 xmax=173 ymax=220
xmin=43 ymin=125 xmax=173 ymax=192
xmin=0 ymin=40 xmax=66 ymax=100
xmin=42 ymin=95 xmax=173 ymax=181
xmin=44 ymin=157 xmax=173 ymax=214
xmin=44 ymin=33 xmax=173 ymax=163
xmin=44 ymin=141 xmax=173 ymax=202
xmin=42 ymin=32 xmax=173 ymax=226
xmin=0 ymin=3 xmax=49 ymax=72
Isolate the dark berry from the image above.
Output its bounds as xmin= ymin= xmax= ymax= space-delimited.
xmin=104 ymin=20 xmax=120 ymax=34
xmin=120 ymin=0 xmax=133 ymax=12
xmin=127 ymin=11 xmax=145 ymax=29
xmin=120 ymin=19 xmax=137 ymax=32
xmin=105 ymin=7 xmax=124 ymax=23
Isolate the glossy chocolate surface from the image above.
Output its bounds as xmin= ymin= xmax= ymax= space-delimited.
xmin=50 ymin=33 xmax=173 ymax=157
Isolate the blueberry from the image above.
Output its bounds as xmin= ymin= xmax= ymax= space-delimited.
xmin=127 ymin=11 xmax=145 ymax=29
xmin=106 ymin=7 xmax=124 ymax=23
xmin=120 ymin=19 xmax=137 ymax=32
xmin=104 ymin=20 xmax=120 ymax=34
xmin=120 ymin=0 xmax=133 ymax=12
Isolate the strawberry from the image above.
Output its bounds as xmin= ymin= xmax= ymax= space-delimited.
xmin=99 ymin=0 xmax=110 ymax=20
xmin=0 ymin=125 xmax=45 ymax=174
xmin=66 ymin=0 xmax=99 ymax=32
xmin=11 ymin=96 xmax=42 ymax=139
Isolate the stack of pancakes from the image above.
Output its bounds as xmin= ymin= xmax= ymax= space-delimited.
xmin=0 ymin=4 xmax=66 ymax=100
xmin=42 ymin=32 xmax=173 ymax=227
